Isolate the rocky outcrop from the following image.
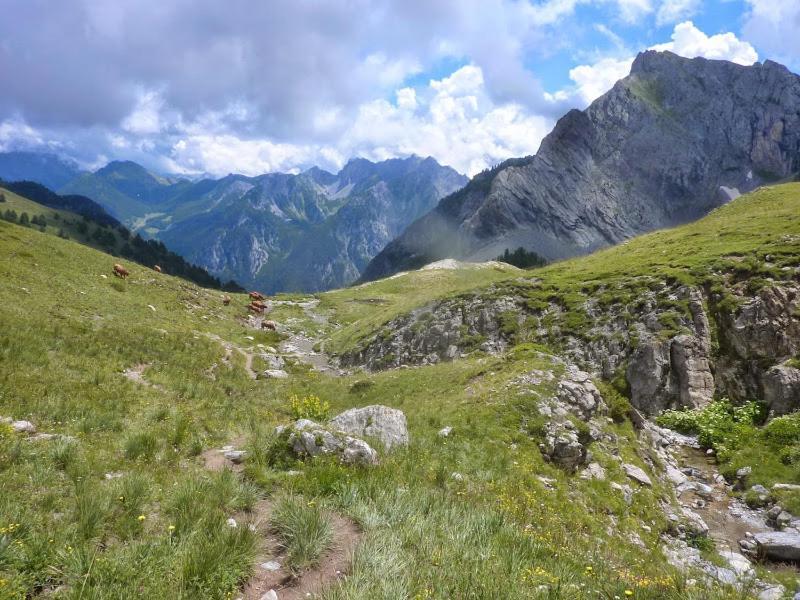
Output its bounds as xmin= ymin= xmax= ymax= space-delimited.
xmin=283 ymin=418 xmax=379 ymax=466
xmin=344 ymin=275 xmax=800 ymax=417
xmin=536 ymin=366 xmax=607 ymax=471
xmin=363 ymin=52 xmax=800 ymax=283
xmin=340 ymin=295 xmax=519 ymax=369
xmin=762 ymin=365 xmax=800 ymax=416
xmin=724 ymin=286 xmax=800 ymax=361
xmin=280 ymin=405 xmax=409 ymax=465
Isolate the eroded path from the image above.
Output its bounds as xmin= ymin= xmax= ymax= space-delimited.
xmin=203 ymin=443 xmax=362 ymax=599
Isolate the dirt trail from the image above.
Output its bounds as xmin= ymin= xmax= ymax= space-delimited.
xmin=202 ymin=442 xmax=362 ymax=598
xmin=202 ymin=333 xmax=259 ymax=380
xmin=241 ymin=507 xmax=360 ymax=600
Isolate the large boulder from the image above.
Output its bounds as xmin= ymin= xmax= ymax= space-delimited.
xmin=283 ymin=419 xmax=378 ymax=466
xmin=329 ymin=405 xmax=409 ymax=449
xmin=753 ymin=531 xmax=800 ymax=562
xmin=762 ymin=364 xmax=800 ymax=416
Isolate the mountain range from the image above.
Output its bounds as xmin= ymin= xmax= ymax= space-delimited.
xmin=5 ymin=51 xmax=800 ymax=293
xmin=0 ymin=153 xmax=465 ymax=293
xmin=360 ymin=50 xmax=800 ymax=281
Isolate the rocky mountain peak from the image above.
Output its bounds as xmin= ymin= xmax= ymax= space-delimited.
xmin=361 ymin=52 xmax=800 ymax=283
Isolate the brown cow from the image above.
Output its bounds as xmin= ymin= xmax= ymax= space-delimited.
xmin=261 ymin=320 xmax=278 ymax=331
xmin=112 ymin=263 xmax=130 ymax=279
xmin=247 ymin=302 xmax=265 ymax=314
xmin=250 ymin=300 xmax=266 ymax=310
xmin=249 ymin=291 xmax=266 ymax=301
xmin=222 ymin=295 xmax=231 ymax=306
xmin=153 ymin=265 xmax=162 ymax=273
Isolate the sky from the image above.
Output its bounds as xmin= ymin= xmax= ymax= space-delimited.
xmin=0 ymin=0 xmax=797 ymax=178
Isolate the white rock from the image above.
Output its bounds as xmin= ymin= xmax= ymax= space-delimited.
xmin=329 ymin=405 xmax=409 ymax=449
xmin=623 ymin=463 xmax=652 ymax=487
xmin=262 ymin=369 xmax=289 ymax=379
xmin=260 ymin=561 xmax=281 ymax=572
xmin=223 ymin=450 xmax=247 ymax=464
xmin=11 ymin=420 xmax=36 ymax=434
xmin=226 ymin=518 xmax=238 ymax=528
xmin=718 ymin=550 xmax=753 ymax=576
xmin=580 ymin=462 xmax=606 ymax=481
xmin=259 ymin=591 xmax=278 ymax=600
xmin=665 ymin=464 xmax=688 ymax=486
xmin=147 ymin=304 xmax=156 ymax=312
xmin=438 ymin=426 xmax=453 ymax=437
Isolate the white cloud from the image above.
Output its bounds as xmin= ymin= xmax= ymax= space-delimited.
xmin=651 ymin=21 xmax=758 ymax=65
xmin=164 ymin=65 xmax=551 ymax=177
xmin=565 ymin=57 xmax=635 ymax=105
xmin=615 ymin=0 xmax=653 ymax=24
xmin=121 ymin=90 xmax=166 ymax=135
xmin=656 ymin=0 xmax=700 ymax=26
xmin=550 ymin=21 xmax=758 ymax=107
xmin=742 ymin=0 xmax=800 ymax=71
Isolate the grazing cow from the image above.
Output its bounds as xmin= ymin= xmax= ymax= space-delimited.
xmin=261 ymin=320 xmax=277 ymax=331
xmin=153 ymin=265 xmax=162 ymax=273
xmin=250 ymin=300 xmax=266 ymax=310
xmin=248 ymin=302 xmax=265 ymax=314
xmin=112 ymin=263 xmax=130 ymax=279
xmin=222 ymin=295 xmax=231 ymax=306
xmin=249 ymin=291 xmax=266 ymax=301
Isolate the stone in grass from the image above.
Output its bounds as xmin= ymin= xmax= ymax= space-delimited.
xmin=438 ymin=426 xmax=453 ymax=437
xmin=260 ymin=561 xmax=281 ymax=571
xmin=622 ymin=463 xmax=652 ymax=487
xmin=329 ymin=405 xmax=409 ymax=449
xmin=261 ymin=369 xmax=289 ymax=379
xmin=223 ymin=449 xmax=247 ymax=464
xmin=259 ymin=591 xmax=278 ymax=600
xmin=12 ymin=420 xmax=36 ymax=434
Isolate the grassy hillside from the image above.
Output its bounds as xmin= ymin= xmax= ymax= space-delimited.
xmin=2 ymin=186 xmax=796 ymax=598
xmin=0 ymin=186 xmax=239 ymax=291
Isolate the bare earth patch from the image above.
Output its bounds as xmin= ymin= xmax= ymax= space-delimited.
xmin=241 ymin=504 xmax=361 ymax=600
xmin=203 ymin=442 xmax=362 ymax=598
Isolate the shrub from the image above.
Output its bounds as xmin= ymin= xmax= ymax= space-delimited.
xmin=290 ymin=394 xmax=330 ymax=421
xmin=763 ymin=412 xmax=800 ymax=446
xmin=597 ymin=381 xmax=633 ymax=423
xmin=656 ymin=400 xmax=764 ymax=452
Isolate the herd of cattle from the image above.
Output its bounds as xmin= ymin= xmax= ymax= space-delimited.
xmin=112 ymin=262 xmax=278 ymax=330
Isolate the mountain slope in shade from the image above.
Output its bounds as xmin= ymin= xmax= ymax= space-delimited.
xmin=361 ymin=51 xmax=800 ymax=282
xmin=0 ymin=151 xmax=84 ymax=190
xmin=58 ymin=160 xmax=192 ymax=221
xmin=159 ymin=156 xmax=467 ymax=293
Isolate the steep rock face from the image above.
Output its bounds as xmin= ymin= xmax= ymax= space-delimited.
xmin=362 ymin=52 xmax=800 ymax=282
xmin=341 ymin=281 xmax=800 ymax=417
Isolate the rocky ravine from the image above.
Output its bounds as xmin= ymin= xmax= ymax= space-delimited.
xmin=362 ymin=51 xmax=800 ymax=282
xmin=341 ymin=280 xmax=800 ymax=417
